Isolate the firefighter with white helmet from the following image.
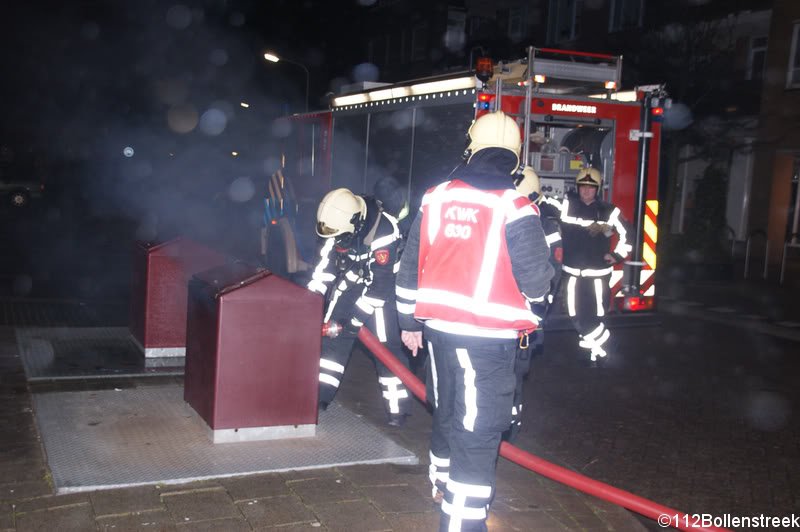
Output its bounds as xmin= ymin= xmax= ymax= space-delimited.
xmin=576 ymin=166 xmax=603 ymax=188
xmin=502 ymin=166 xmax=563 ymax=443
xmin=308 ymin=186 xmax=412 ymax=426
xmin=515 ymin=165 xmax=541 ymax=199
xmin=396 ymin=111 xmax=553 ymax=530
xmin=540 ymin=165 xmax=631 ymax=365
xmin=315 ymin=188 xmax=367 ymax=237
xmin=466 ymin=109 xmax=522 ymax=170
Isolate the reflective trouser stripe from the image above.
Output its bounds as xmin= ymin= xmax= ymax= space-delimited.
xmin=579 ymin=324 xmax=611 ymax=360
xmin=429 ymin=451 xmax=450 ymax=497
xmin=567 ymin=276 xmax=577 ymax=317
xmin=379 ymin=376 xmax=408 ymax=414
xmin=319 ymin=357 xmax=345 ymax=388
xmin=318 ymin=373 xmax=340 ymax=388
xmin=320 ymin=359 xmax=345 ymax=374
xmin=442 ymin=499 xmax=487 ymax=525
xmin=428 ymin=341 xmax=439 ymax=408
xmin=443 ymin=478 xmax=492 ymax=531
xmin=375 ymin=307 xmax=387 ymax=342
xmin=455 ymin=348 xmax=478 ymax=432
xmin=318 ymin=341 xmax=351 ymax=396
xmin=583 ymin=323 xmax=605 ymax=342
xmin=594 ymin=278 xmax=605 ymax=317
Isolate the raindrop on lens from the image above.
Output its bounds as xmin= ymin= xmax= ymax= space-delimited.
xmin=271 ymin=118 xmax=292 ymax=138
xmin=167 ymin=104 xmax=199 ymax=133
xmin=199 ymin=108 xmax=227 ymax=136
xmin=745 ymin=391 xmax=791 ymax=431
xmin=352 ymin=63 xmax=379 ymax=82
xmin=166 ymin=5 xmax=192 ymax=29
xmin=123 ymin=147 xmax=135 ymax=157
xmin=209 ymin=49 xmax=228 ymax=66
xmin=228 ymin=177 xmax=255 ymax=202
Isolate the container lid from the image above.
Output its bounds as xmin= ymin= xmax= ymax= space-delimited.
xmin=191 ymin=261 xmax=271 ymax=297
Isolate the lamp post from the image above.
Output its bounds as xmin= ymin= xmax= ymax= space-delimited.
xmin=264 ymin=52 xmax=309 ymax=113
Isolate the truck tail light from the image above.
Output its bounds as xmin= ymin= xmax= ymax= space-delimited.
xmin=477 ymin=92 xmax=495 ymax=110
xmin=623 ymin=295 xmax=654 ymax=312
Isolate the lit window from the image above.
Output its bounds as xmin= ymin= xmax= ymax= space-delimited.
xmin=788 ymin=23 xmax=800 ymax=88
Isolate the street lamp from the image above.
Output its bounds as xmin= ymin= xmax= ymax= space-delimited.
xmin=264 ymin=51 xmax=309 ymax=113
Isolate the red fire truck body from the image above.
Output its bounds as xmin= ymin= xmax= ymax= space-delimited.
xmin=268 ymin=48 xmax=665 ymax=319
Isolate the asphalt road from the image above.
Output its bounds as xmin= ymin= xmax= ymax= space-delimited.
xmin=513 ymin=317 xmax=799 ymax=526
xmin=2 ymin=194 xmax=799 ymax=530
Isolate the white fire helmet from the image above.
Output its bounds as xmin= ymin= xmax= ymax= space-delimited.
xmin=576 ymin=167 xmax=602 ymax=188
xmin=515 ymin=166 xmax=541 ymax=201
xmin=316 ymin=188 xmax=367 ymax=238
xmin=467 ymin=111 xmax=522 ymax=172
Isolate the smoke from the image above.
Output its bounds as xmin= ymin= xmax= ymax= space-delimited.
xmin=744 ymin=391 xmax=791 ymax=432
xmin=662 ymin=102 xmax=693 ymax=130
xmin=0 ymin=1 xmax=324 ymax=298
xmin=352 ymin=63 xmax=380 ymax=83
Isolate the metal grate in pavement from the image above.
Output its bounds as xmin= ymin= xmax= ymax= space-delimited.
xmin=16 ymin=327 xmax=183 ymax=381
xmin=32 ymin=384 xmax=418 ymax=493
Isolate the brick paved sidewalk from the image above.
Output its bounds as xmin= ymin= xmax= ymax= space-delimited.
xmin=0 ymin=324 xmax=647 ymax=531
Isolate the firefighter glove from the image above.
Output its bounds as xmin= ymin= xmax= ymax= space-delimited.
xmin=587 ymin=222 xmax=606 ymax=236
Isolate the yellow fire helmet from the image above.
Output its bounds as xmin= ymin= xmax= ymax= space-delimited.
xmin=515 ymin=166 xmax=541 ymax=201
xmin=315 ymin=188 xmax=367 ymax=238
xmin=467 ymin=111 xmax=522 ymax=173
xmin=576 ymin=167 xmax=602 ymax=187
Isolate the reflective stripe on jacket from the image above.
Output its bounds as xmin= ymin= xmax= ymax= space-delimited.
xmin=414 ymin=180 xmax=540 ymax=336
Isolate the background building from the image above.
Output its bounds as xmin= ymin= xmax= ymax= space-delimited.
xmin=752 ymin=0 xmax=800 ymax=263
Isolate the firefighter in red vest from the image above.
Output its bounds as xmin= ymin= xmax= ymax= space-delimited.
xmin=396 ymin=112 xmax=553 ymax=531
xmin=307 ymin=187 xmax=411 ymax=426
xmin=540 ymin=167 xmax=631 ymax=364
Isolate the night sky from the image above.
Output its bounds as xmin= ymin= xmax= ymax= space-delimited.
xmin=0 ymin=1 xmax=369 ymax=154
xmin=0 ymin=0 xmax=374 ymax=269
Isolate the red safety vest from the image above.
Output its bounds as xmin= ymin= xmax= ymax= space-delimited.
xmin=415 ymin=179 xmax=540 ymax=336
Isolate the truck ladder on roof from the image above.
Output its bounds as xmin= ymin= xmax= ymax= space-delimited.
xmin=529 ymin=47 xmax=622 ymax=89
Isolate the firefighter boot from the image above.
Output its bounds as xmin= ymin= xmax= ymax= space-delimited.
xmin=387 ymin=413 xmax=408 ymax=427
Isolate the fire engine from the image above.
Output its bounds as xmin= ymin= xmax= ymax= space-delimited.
xmin=262 ymin=47 xmax=667 ymax=323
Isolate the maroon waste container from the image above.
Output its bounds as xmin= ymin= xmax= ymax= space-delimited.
xmin=183 ymin=262 xmax=322 ymax=442
xmin=129 ymin=237 xmax=225 ymax=361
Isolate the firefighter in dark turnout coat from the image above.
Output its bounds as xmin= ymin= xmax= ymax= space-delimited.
xmin=396 ymin=112 xmax=553 ymax=531
xmin=540 ymin=167 xmax=631 ymax=363
xmin=307 ymin=187 xmax=411 ymax=426
xmin=503 ymin=165 xmax=563 ymax=442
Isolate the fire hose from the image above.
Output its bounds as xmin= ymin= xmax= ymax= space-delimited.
xmin=357 ymin=327 xmax=728 ymax=532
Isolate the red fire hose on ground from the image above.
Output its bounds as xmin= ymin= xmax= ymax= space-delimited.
xmin=358 ymin=327 xmax=728 ymax=532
